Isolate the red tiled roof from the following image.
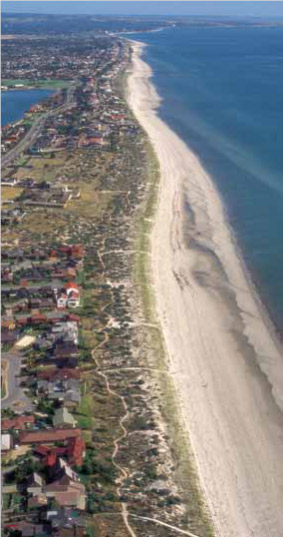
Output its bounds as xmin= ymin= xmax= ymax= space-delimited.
xmin=59 ymin=244 xmax=84 ymax=259
xmin=64 ymin=282 xmax=79 ymax=291
xmin=16 ymin=318 xmax=29 ymax=325
xmin=1 ymin=319 xmax=15 ymax=329
xmin=88 ymin=137 xmax=104 ymax=143
xmin=34 ymin=445 xmax=67 ymax=467
xmin=60 ymin=246 xmax=70 ymax=254
xmin=66 ymin=313 xmax=81 ymax=324
xmin=20 ymin=428 xmax=82 ymax=445
xmin=46 ymin=452 xmax=58 ymax=467
xmin=49 ymin=491 xmax=80 ymax=507
xmin=68 ymin=290 xmax=79 ymax=299
xmin=67 ymin=436 xmax=85 ymax=467
xmin=34 ymin=436 xmax=85 ymax=467
xmin=70 ymin=245 xmax=84 ymax=259
xmin=37 ymin=368 xmax=81 ymax=381
xmin=2 ymin=415 xmax=35 ymax=431
xmin=34 ymin=445 xmax=51 ymax=456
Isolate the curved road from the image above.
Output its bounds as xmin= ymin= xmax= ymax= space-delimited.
xmin=2 ymin=84 xmax=76 ymax=168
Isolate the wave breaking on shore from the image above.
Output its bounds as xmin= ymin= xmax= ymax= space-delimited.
xmin=127 ymin=40 xmax=283 ymax=537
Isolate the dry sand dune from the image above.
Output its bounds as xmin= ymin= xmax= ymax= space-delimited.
xmin=127 ymin=41 xmax=283 ymax=537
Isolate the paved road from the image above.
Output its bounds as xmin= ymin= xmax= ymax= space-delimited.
xmin=1 ymin=352 xmax=33 ymax=412
xmin=2 ymin=280 xmax=62 ymax=293
xmin=2 ymin=84 xmax=76 ymax=168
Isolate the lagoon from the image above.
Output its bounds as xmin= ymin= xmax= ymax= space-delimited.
xmin=1 ymin=88 xmax=54 ymax=127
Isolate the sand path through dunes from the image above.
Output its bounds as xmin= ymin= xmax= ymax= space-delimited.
xmin=127 ymin=41 xmax=283 ymax=537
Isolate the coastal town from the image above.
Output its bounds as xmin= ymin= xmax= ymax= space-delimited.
xmin=3 ymin=6 xmax=283 ymax=537
xmin=1 ymin=16 xmax=212 ymax=537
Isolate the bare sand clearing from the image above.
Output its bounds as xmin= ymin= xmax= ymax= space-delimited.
xmin=127 ymin=41 xmax=283 ymax=537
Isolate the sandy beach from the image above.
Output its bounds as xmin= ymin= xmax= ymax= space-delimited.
xmin=127 ymin=41 xmax=283 ymax=537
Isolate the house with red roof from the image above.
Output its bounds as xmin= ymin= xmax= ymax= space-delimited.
xmin=67 ymin=436 xmax=85 ymax=467
xmin=20 ymin=428 xmax=82 ymax=446
xmin=1 ymin=415 xmax=35 ymax=432
xmin=34 ymin=435 xmax=85 ymax=467
xmin=56 ymin=282 xmax=80 ymax=309
xmin=37 ymin=368 xmax=81 ymax=381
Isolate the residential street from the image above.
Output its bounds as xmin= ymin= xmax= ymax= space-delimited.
xmin=2 ymin=84 xmax=76 ymax=168
xmin=2 ymin=352 xmax=33 ymax=412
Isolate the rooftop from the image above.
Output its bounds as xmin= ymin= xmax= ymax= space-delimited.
xmin=20 ymin=428 xmax=82 ymax=445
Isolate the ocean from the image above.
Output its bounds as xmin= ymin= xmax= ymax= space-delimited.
xmin=1 ymin=89 xmax=54 ymax=127
xmin=130 ymin=26 xmax=283 ymax=335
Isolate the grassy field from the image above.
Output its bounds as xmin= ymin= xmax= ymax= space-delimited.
xmin=1 ymin=186 xmax=23 ymax=203
xmin=2 ymin=79 xmax=70 ymax=89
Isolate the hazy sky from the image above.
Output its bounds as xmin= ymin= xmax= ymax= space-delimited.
xmin=2 ymin=1 xmax=283 ymax=18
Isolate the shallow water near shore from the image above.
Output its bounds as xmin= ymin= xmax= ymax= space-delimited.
xmin=128 ymin=25 xmax=283 ymax=336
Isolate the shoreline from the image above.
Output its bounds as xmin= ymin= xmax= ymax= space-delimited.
xmin=127 ymin=39 xmax=283 ymax=537
xmin=2 ymin=88 xmax=58 ymax=129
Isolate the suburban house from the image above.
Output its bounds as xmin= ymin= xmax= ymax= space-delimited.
xmin=37 ymin=368 xmax=81 ymax=382
xmin=51 ymin=321 xmax=79 ymax=344
xmin=37 ymin=378 xmax=81 ymax=407
xmin=3 ymin=522 xmax=52 ymax=537
xmin=23 ymin=459 xmax=86 ymax=512
xmin=45 ymin=507 xmax=86 ymax=537
xmin=34 ymin=435 xmax=85 ymax=467
xmin=53 ymin=407 xmax=77 ymax=428
xmin=1 ymin=415 xmax=35 ymax=432
xmin=26 ymin=459 xmax=86 ymax=510
xmin=56 ymin=282 xmax=80 ymax=309
xmin=54 ymin=341 xmax=79 ymax=369
xmin=44 ymin=482 xmax=86 ymax=510
xmin=20 ymin=428 xmax=82 ymax=446
xmin=27 ymin=472 xmax=45 ymax=495
xmin=28 ymin=494 xmax=48 ymax=510
xmin=50 ymin=457 xmax=79 ymax=483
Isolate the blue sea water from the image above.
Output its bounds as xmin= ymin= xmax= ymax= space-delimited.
xmin=131 ymin=26 xmax=283 ymax=334
xmin=1 ymin=89 xmax=54 ymax=126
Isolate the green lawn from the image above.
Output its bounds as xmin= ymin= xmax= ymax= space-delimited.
xmin=2 ymin=79 xmax=70 ymax=89
xmin=2 ymin=494 xmax=12 ymax=511
xmin=75 ymin=391 xmax=95 ymax=429
xmin=15 ymin=156 xmax=28 ymax=167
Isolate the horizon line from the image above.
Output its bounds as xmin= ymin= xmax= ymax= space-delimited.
xmin=2 ymin=11 xmax=283 ymax=19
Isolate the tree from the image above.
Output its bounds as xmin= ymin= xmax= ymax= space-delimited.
xmin=14 ymin=457 xmax=41 ymax=483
